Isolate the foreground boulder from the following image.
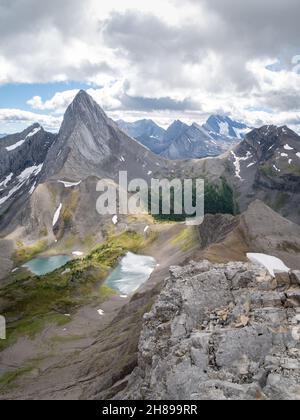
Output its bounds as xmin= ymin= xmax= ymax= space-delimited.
xmin=118 ymin=261 xmax=300 ymax=400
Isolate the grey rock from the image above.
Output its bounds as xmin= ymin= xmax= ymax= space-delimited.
xmin=117 ymin=261 xmax=300 ymax=400
xmin=0 ymin=124 xmax=55 ymax=230
xmin=291 ymin=271 xmax=300 ymax=286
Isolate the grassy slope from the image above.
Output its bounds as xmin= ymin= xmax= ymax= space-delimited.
xmin=0 ymin=231 xmax=150 ymax=351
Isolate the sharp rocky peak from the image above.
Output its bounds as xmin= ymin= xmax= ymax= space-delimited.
xmin=63 ymin=90 xmax=109 ymax=129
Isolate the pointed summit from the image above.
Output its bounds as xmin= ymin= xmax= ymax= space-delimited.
xmin=42 ymin=89 xmax=165 ymax=181
xmin=64 ymin=90 xmax=108 ymax=129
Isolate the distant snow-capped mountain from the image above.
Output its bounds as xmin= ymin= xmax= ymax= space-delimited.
xmin=204 ymin=115 xmax=250 ymax=140
xmin=161 ymin=115 xmax=250 ymax=160
xmin=117 ymin=119 xmax=167 ymax=154
xmin=118 ymin=115 xmax=250 ymax=160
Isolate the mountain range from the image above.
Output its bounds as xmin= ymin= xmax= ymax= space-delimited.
xmin=117 ymin=115 xmax=250 ymax=159
xmin=0 ymin=90 xmax=299 ymax=401
xmin=0 ymin=91 xmax=299 ymax=241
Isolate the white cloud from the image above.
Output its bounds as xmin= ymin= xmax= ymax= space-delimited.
xmin=0 ymin=109 xmax=62 ymax=132
xmin=1 ymin=0 xmax=300 ymax=132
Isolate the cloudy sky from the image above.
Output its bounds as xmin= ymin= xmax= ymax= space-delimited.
xmin=0 ymin=0 xmax=300 ymax=133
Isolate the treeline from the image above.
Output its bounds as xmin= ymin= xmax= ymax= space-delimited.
xmin=149 ymin=178 xmax=236 ymax=222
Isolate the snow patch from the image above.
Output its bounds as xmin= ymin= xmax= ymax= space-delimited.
xmin=26 ymin=127 xmax=41 ymax=138
xmin=29 ymin=182 xmax=37 ymax=195
xmin=53 ymin=203 xmax=62 ymax=227
xmin=296 ymin=152 xmax=300 ymax=158
xmin=0 ymin=181 xmax=25 ymax=206
xmin=112 ymin=215 xmax=118 ymax=225
xmin=284 ymin=144 xmax=293 ymax=151
xmin=0 ymin=173 xmax=13 ymax=189
xmin=97 ymin=309 xmax=104 ymax=316
xmin=6 ymin=139 xmax=26 ymax=152
xmin=72 ymin=251 xmax=84 ymax=257
xmin=280 ymin=153 xmax=288 ymax=157
xmin=273 ymin=164 xmax=280 ymax=172
xmin=5 ymin=127 xmax=41 ymax=151
xmin=18 ymin=164 xmax=43 ymax=182
xmin=219 ymin=122 xmax=230 ymax=136
xmin=231 ymin=151 xmax=252 ymax=181
xmin=234 ymin=127 xmax=249 ymax=139
xmin=247 ymin=253 xmax=290 ymax=278
xmin=58 ymin=180 xmax=81 ymax=188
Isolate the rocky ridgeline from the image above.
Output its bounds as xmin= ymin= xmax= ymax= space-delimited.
xmin=118 ymin=261 xmax=300 ymax=400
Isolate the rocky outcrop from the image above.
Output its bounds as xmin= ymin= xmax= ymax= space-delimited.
xmin=118 ymin=260 xmax=300 ymax=400
xmin=196 ymin=200 xmax=300 ymax=270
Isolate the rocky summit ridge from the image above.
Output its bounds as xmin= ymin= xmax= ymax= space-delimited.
xmin=118 ymin=260 xmax=300 ymax=400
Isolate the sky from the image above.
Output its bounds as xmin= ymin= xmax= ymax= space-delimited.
xmin=0 ymin=0 xmax=300 ymax=134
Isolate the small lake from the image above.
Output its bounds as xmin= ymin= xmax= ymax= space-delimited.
xmin=23 ymin=255 xmax=71 ymax=276
xmin=105 ymin=252 xmax=157 ymax=295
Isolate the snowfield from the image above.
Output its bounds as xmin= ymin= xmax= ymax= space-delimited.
xmin=247 ymin=253 xmax=290 ymax=277
xmin=53 ymin=203 xmax=62 ymax=227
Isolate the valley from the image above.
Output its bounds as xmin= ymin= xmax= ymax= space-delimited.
xmin=0 ymin=91 xmax=299 ymax=400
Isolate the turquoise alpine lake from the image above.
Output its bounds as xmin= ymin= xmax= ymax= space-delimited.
xmin=105 ymin=252 xmax=157 ymax=295
xmin=23 ymin=255 xmax=71 ymax=276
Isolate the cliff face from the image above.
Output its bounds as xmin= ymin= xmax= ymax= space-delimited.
xmin=118 ymin=260 xmax=300 ymax=400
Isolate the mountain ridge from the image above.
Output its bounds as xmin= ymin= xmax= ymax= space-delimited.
xmin=117 ymin=114 xmax=249 ymax=160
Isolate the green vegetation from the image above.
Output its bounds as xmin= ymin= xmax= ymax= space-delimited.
xmin=49 ymin=334 xmax=86 ymax=345
xmin=204 ymin=179 xmax=235 ymax=215
xmin=259 ymin=164 xmax=275 ymax=178
xmin=151 ymin=178 xmax=236 ymax=222
xmin=171 ymin=227 xmax=198 ymax=252
xmin=0 ymin=231 xmax=145 ymax=351
xmin=13 ymin=240 xmax=48 ymax=265
xmin=0 ymin=365 xmax=35 ymax=392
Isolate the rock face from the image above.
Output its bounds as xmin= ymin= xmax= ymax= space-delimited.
xmin=43 ymin=91 xmax=167 ymax=182
xmin=196 ymin=200 xmax=300 ymax=270
xmin=183 ymin=124 xmax=300 ymax=225
xmin=0 ymin=91 xmax=174 ymax=241
xmin=163 ymin=120 xmax=189 ymax=149
xmin=227 ymin=125 xmax=300 ymax=223
xmin=117 ymin=119 xmax=167 ymax=154
xmin=118 ymin=260 xmax=300 ymax=400
xmin=0 ymin=124 xmax=55 ymax=229
xmin=204 ymin=115 xmax=249 ymax=140
xmin=161 ymin=123 xmax=223 ymax=160
xmin=161 ymin=118 xmax=244 ymax=160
